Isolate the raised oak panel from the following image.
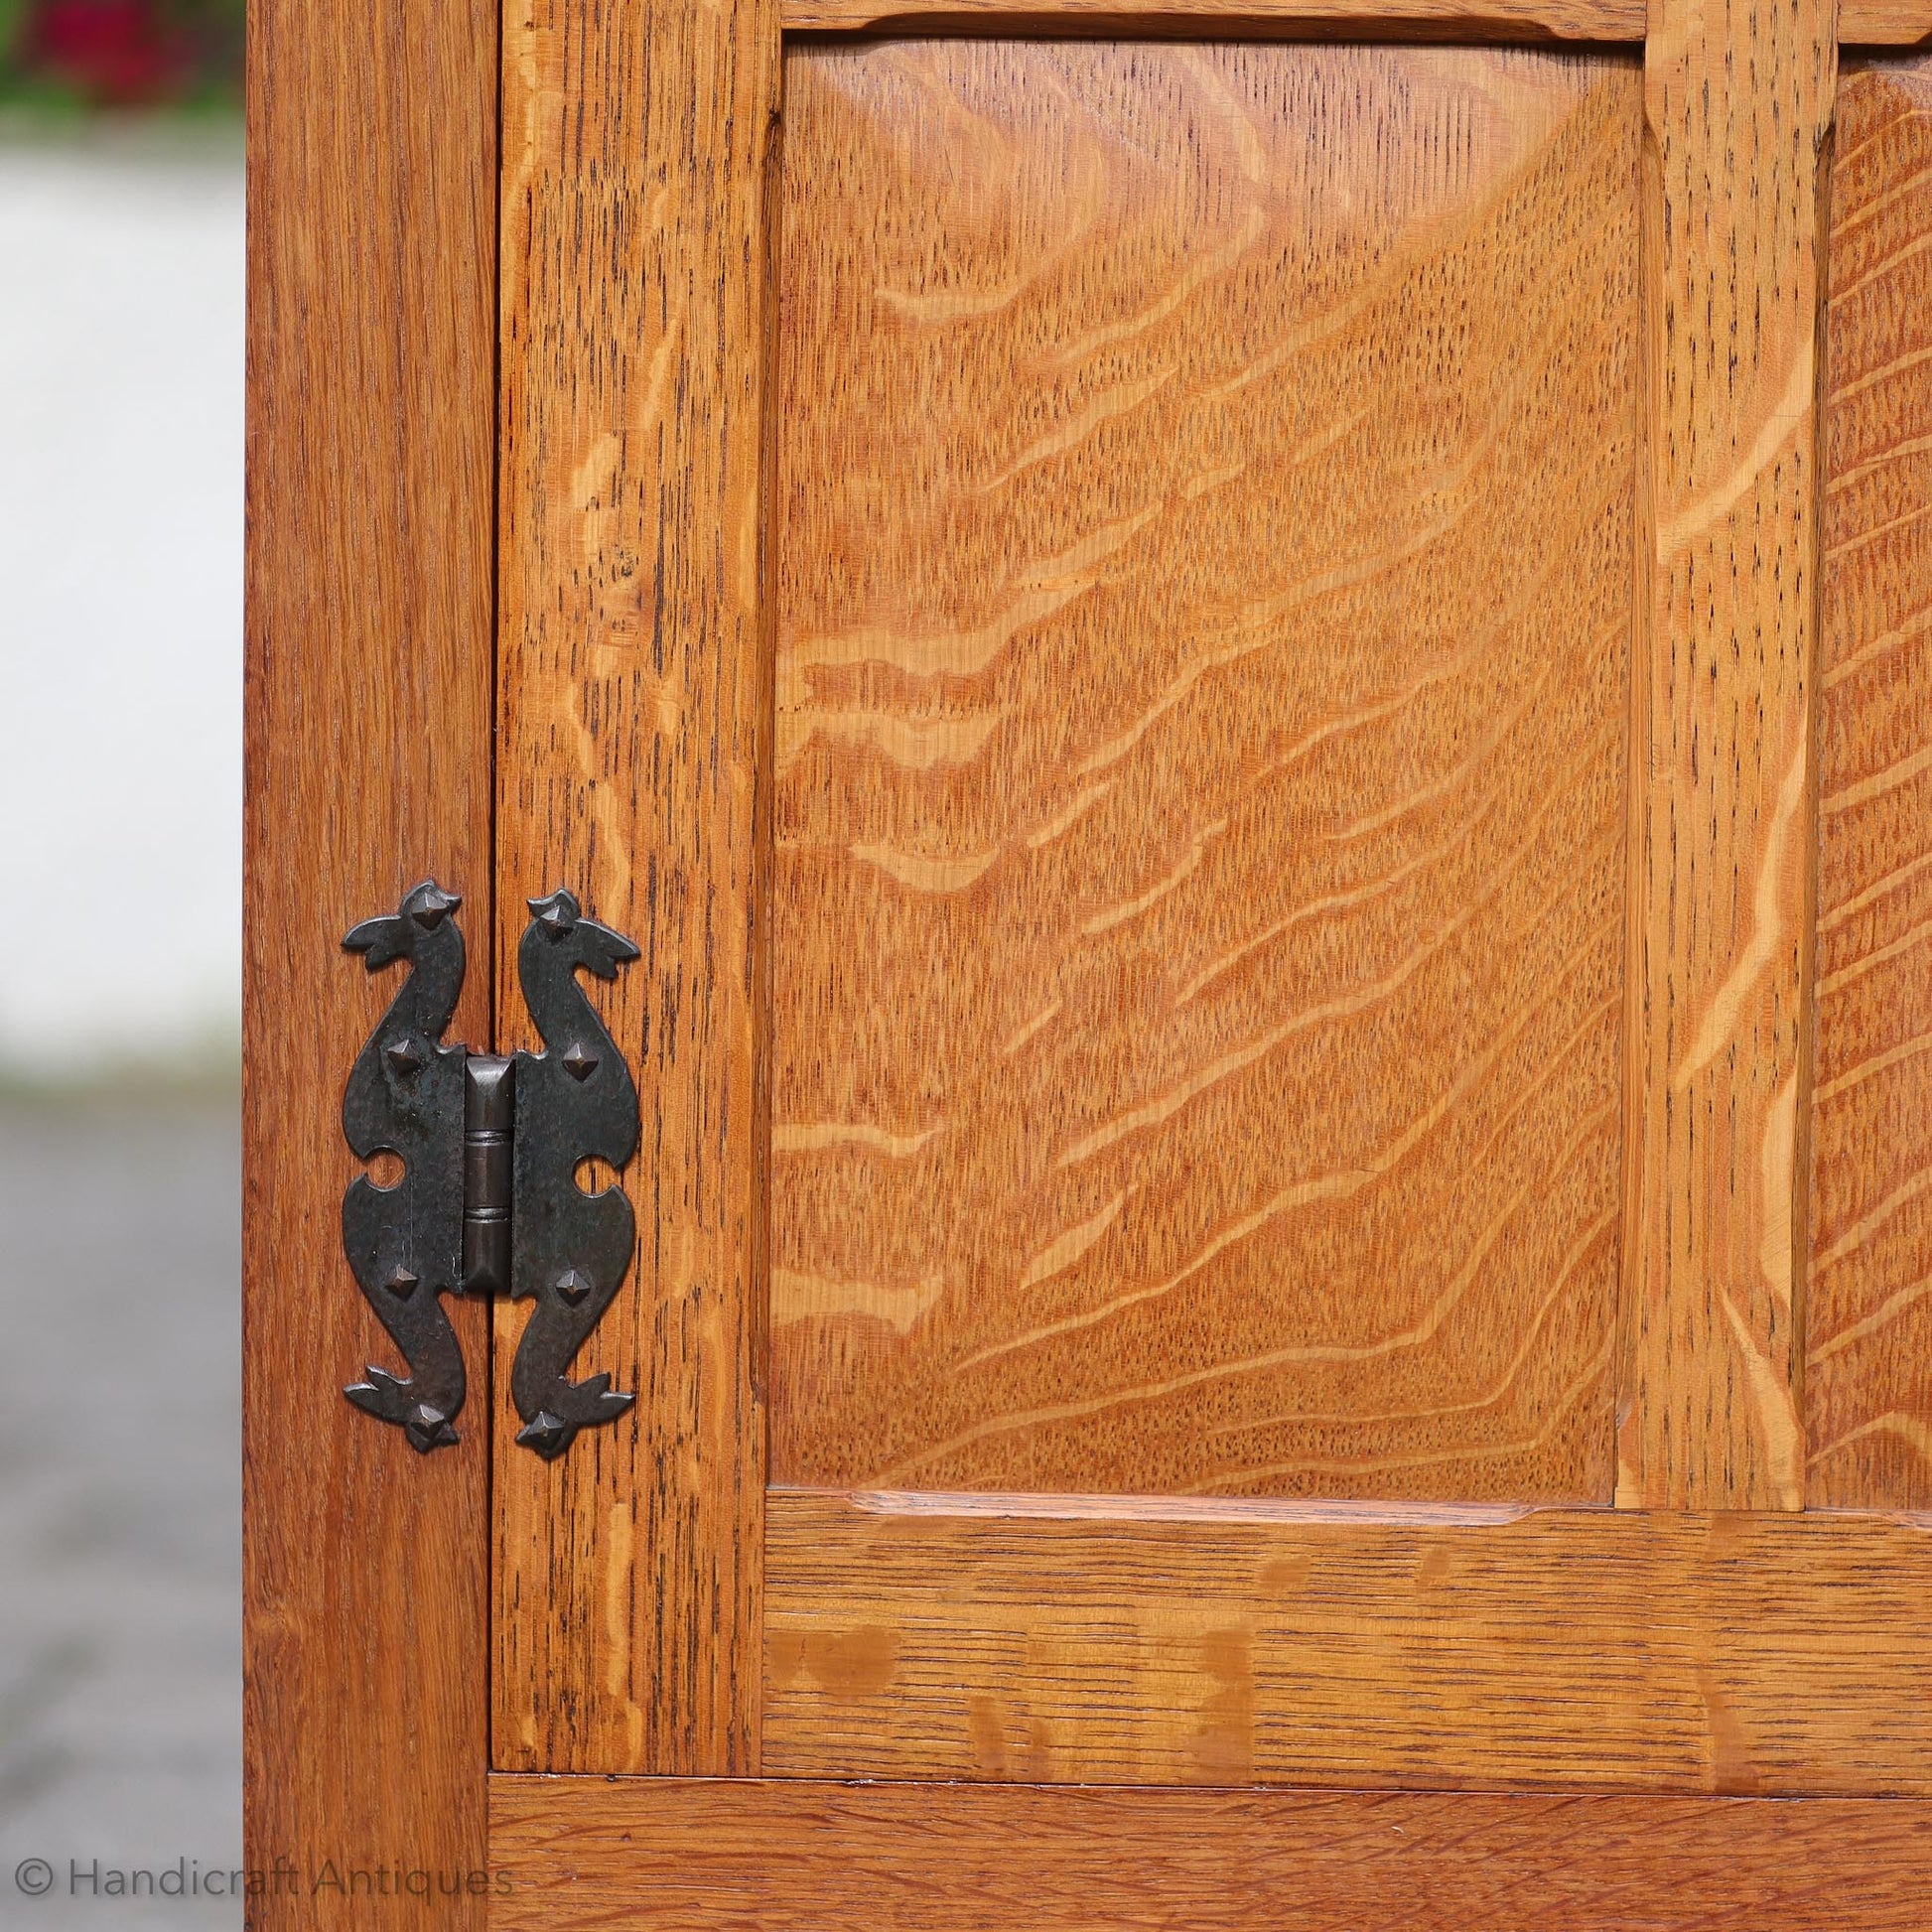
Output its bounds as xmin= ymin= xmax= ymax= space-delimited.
xmin=770 ymin=42 xmax=1642 ymax=1500
xmin=1809 ymin=58 xmax=1932 ymax=1509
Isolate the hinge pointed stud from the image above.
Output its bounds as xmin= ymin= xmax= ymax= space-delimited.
xmin=405 ymin=1403 xmax=458 ymax=1452
xmin=533 ymin=891 xmax=580 ymax=939
xmin=561 ymin=1043 xmax=599 ymax=1082
xmin=405 ymin=883 xmax=462 ymax=929
xmin=554 ymin=1267 xmax=592 ymax=1307
xmin=517 ymin=1411 xmax=567 ymax=1457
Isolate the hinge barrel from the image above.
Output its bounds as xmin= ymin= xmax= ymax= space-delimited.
xmin=462 ymin=1053 xmax=514 ymax=1296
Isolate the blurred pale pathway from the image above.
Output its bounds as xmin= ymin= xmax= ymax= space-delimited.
xmin=0 ymin=1098 xmax=239 ymax=1927
xmin=0 ymin=120 xmax=242 ymax=1928
xmin=0 ymin=125 xmax=242 ymax=1080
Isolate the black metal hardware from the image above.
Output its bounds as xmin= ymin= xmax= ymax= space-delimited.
xmin=341 ymin=882 xmax=469 ymax=1453
xmin=505 ymin=891 xmax=640 ymax=1459
xmin=339 ymin=882 xmax=639 ymax=1458
xmin=462 ymin=1055 xmax=514 ymax=1298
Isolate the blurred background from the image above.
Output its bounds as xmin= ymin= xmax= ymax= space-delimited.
xmin=1 ymin=3 xmax=241 ymax=1922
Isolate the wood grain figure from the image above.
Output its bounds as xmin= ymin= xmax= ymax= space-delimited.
xmin=491 ymin=0 xmax=779 ymax=1773
xmin=771 ymin=42 xmax=1641 ymax=1502
xmin=1622 ymin=0 xmax=1838 ymax=1510
xmin=762 ymin=1488 xmax=1932 ymax=1791
xmin=491 ymin=1777 xmax=1932 ymax=1932
xmin=1809 ymin=58 xmax=1932 ymax=1509
xmin=243 ymin=0 xmax=496 ymax=1914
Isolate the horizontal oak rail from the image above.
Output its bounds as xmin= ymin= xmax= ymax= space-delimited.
xmin=763 ymin=1489 xmax=1932 ymax=1792
xmin=778 ymin=0 xmax=1931 ymax=42
xmin=780 ymin=0 xmax=1645 ymax=36
xmin=1843 ymin=0 xmax=1932 ymax=34
xmin=491 ymin=1776 xmax=1932 ymax=1930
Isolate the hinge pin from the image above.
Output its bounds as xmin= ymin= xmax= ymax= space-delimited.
xmin=462 ymin=1054 xmax=514 ymax=1296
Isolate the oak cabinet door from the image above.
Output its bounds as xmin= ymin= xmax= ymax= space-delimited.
xmin=245 ymin=0 xmax=1932 ymax=1922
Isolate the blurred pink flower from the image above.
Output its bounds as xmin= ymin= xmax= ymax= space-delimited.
xmin=21 ymin=0 xmax=192 ymax=105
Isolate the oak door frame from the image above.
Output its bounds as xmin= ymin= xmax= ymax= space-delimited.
xmin=485 ymin=0 xmax=1839 ymax=1776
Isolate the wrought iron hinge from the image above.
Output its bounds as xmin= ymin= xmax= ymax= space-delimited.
xmin=339 ymin=880 xmax=640 ymax=1459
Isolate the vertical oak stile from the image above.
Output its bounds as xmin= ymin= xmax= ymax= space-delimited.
xmin=1623 ymin=0 xmax=1839 ymax=1509
xmin=243 ymin=0 xmax=497 ymax=1915
xmin=1617 ymin=107 xmax=1664 ymax=1476
xmin=493 ymin=0 xmax=780 ymax=1772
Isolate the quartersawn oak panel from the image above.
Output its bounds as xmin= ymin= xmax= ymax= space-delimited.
xmin=761 ymin=1489 xmax=1932 ymax=1791
xmin=772 ymin=43 xmax=1641 ymax=1501
xmin=1809 ymin=59 xmax=1932 ymax=1509
xmin=491 ymin=1777 xmax=1932 ymax=1932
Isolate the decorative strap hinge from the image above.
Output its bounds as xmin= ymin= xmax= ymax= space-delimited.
xmin=339 ymin=880 xmax=639 ymax=1460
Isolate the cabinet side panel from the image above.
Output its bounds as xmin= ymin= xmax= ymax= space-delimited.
xmin=242 ymin=0 xmax=497 ymax=1915
xmin=1808 ymin=59 xmax=1932 ymax=1509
